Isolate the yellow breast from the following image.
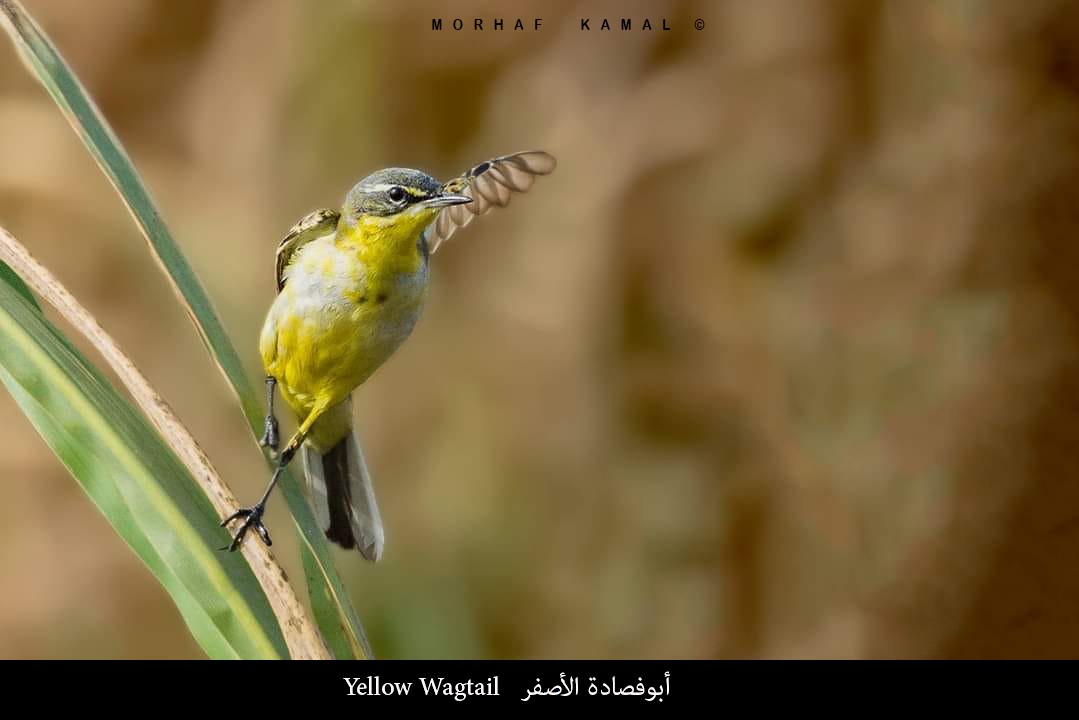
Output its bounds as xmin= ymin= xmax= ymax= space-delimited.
xmin=259 ymin=210 xmax=434 ymax=419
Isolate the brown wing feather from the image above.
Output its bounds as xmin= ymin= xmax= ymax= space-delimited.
xmin=275 ymin=209 xmax=340 ymax=292
xmin=426 ymin=150 xmax=556 ymax=254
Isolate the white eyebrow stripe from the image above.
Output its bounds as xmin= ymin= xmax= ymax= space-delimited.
xmin=358 ymin=183 xmax=399 ymax=193
xmin=358 ymin=183 xmax=431 ymax=198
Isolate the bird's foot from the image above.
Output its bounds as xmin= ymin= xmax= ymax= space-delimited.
xmin=220 ymin=504 xmax=272 ymax=551
xmin=260 ymin=415 xmax=279 ymax=452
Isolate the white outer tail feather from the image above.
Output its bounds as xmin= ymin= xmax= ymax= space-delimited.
xmin=301 ymin=426 xmax=384 ymax=562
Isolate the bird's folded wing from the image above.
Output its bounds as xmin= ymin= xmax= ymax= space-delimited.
xmin=425 ymin=150 xmax=557 ymax=254
xmin=275 ymin=209 xmax=341 ymax=292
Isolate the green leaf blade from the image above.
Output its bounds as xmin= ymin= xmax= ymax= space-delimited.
xmin=0 ymin=0 xmax=259 ymax=426
xmin=0 ymin=277 xmax=287 ymax=660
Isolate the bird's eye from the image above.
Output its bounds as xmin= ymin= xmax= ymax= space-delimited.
xmin=388 ymin=186 xmax=406 ymax=204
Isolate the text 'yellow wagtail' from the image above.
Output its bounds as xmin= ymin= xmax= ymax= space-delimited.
xmin=221 ymin=150 xmax=556 ymax=559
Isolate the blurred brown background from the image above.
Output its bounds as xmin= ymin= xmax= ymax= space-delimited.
xmin=1 ymin=0 xmax=1078 ymax=659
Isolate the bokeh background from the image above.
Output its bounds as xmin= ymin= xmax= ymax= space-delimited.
xmin=1 ymin=0 xmax=1078 ymax=659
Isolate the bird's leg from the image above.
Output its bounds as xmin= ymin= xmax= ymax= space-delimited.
xmin=221 ymin=423 xmax=311 ymax=552
xmin=259 ymin=376 xmax=280 ymax=452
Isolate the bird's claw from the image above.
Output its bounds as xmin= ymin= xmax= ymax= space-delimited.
xmin=220 ymin=505 xmax=272 ymax=551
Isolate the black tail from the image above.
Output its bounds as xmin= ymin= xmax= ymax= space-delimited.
xmin=300 ymin=427 xmax=384 ymax=561
xmin=321 ymin=439 xmax=359 ymax=550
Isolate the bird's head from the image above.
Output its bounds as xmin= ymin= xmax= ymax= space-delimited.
xmin=342 ymin=167 xmax=472 ymax=236
xmin=336 ymin=151 xmax=554 ymax=256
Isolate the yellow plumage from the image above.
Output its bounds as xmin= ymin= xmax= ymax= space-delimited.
xmin=260 ymin=208 xmax=437 ymax=452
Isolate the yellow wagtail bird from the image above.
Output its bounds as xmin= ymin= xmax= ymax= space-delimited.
xmin=221 ymin=150 xmax=556 ymax=560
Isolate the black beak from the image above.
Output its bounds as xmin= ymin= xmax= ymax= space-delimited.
xmin=422 ymin=192 xmax=472 ymax=208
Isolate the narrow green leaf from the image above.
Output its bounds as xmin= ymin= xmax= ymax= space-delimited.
xmin=0 ymin=0 xmax=370 ymax=657
xmin=302 ymin=545 xmax=357 ymax=660
xmin=0 ymin=278 xmax=287 ymax=660
xmin=1 ymin=226 xmax=329 ymax=659
xmin=0 ymin=259 xmax=36 ymax=308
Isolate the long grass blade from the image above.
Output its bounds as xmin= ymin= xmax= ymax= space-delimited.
xmin=0 ymin=229 xmax=329 ymax=659
xmin=302 ymin=546 xmax=358 ymax=659
xmin=0 ymin=0 xmax=371 ymax=658
xmin=0 ymin=268 xmax=287 ymax=660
